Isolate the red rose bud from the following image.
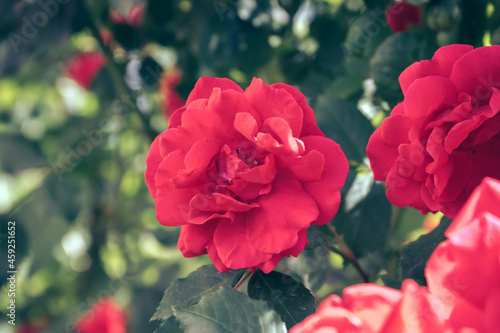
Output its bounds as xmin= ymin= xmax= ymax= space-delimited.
xmin=100 ymin=29 xmax=114 ymax=47
xmin=386 ymin=1 xmax=422 ymax=33
xmin=159 ymin=68 xmax=185 ymax=119
xmin=290 ymin=280 xmax=449 ymax=332
xmin=145 ymin=77 xmax=349 ymax=273
xmin=65 ymin=52 xmax=106 ymax=89
xmin=426 ymin=177 xmax=500 ymax=333
xmin=128 ymin=3 xmax=145 ymax=27
xmin=367 ymin=45 xmax=500 ymax=218
xmin=110 ymin=3 xmax=144 ymax=27
xmin=74 ymin=298 xmax=127 ymax=333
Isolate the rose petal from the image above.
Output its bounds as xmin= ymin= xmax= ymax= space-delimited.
xmin=367 ymin=126 xmax=400 ymax=181
xmin=271 ymin=82 xmax=325 ymax=137
xmin=342 ymin=283 xmax=402 ymax=332
xmin=447 ymin=177 xmax=500 ymax=235
xmin=213 ymin=218 xmax=274 ymax=269
xmin=185 ymin=76 xmax=244 ymax=105
xmin=213 ymin=193 xmax=260 ymax=212
xmin=154 ymin=150 xmax=193 ymax=226
xmin=208 ymin=88 xmax=262 ymax=130
xmin=403 ymin=76 xmax=458 ymax=119
xmin=245 ymin=78 xmax=304 ymax=137
xmin=301 ymin=136 xmax=349 ymax=225
xmin=238 ymin=154 xmax=277 ymax=184
xmin=234 ymin=112 xmax=259 ymax=141
xmin=171 ymin=138 xmax=221 ymax=187
xmin=399 ymin=44 xmax=473 ymax=94
xmin=246 ymin=177 xmax=319 ymax=254
xmin=283 ymin=149 xmax=325 ymax=182
xmin=449 ymin=45 xmax=500 ymax=100
xmin=383 ymin=280 xmax=448 ymax=332
xmin=178 ymin=222 xmax=217 ymax=257
xmin=145 ymin=136 xmax=163 ymax=199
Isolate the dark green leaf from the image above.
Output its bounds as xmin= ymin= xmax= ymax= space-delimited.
xmin=344 ymin=12 xmax=391 ymax=59
xmin=370 ymin=34 xmax=435 ymax=106
xmin=247 ymin=270 xmax=316 ymax=330
xmin=313 ymin=96 xmax=374 ymax=163
xmin=174 ymin=287 xmax=286 ymax=333
xmin=151 ymin=265 xmax=244 ymax=321
xmin=400 ymin=216 xmax=453 ymax=285
xmin=333 ymin=172 xmax=392 ymax=257
xmin=154 ymin=316 xmax=183 ymax=333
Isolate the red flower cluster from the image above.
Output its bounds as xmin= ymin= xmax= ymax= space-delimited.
xmin=145 ymin=77 xmax=349 ymax=273
xmin=367 ymin=45 xmax=500 ymax=218
xmin=291 ymin=177 xmax=500 ymax=333
xmin=74 ymin=298 xmax=127 ymax=333
xmin=65 ymin=52 xmax=106 ymax=89
xmin=385 ymin=1 xmax=422 ymax=33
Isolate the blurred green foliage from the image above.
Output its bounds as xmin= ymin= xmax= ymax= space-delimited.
xmin=0 ymin=0 xmax=495 ymax=331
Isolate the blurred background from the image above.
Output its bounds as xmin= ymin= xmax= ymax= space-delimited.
xmin=0 ymin=0 xmax=496 ymax=331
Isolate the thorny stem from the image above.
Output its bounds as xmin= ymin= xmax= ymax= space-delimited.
xmin=327 ymin=223 xmax=370 ymax=283
xmin=234 ymin=270 xmax=253 ymax=290
xmin=79 ymin=0 xmax=159 ymax=142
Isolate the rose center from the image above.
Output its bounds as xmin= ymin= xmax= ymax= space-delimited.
xmin=216 ymin=143 xmax=264 ymax=185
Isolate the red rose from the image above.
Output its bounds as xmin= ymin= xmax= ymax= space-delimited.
xmin=159 ymin=68 xmax=185 ymax=119
xmin=145 ymin=77 xmax=349 ymax=273
xmin=367 ymin=45 xmax=500 ymax=218
xmin=290 ymin=280 xmax=448 ymax=333
xmin=385 ymin=1 xmax=422 ymax=33
xmin=65 ymin=52 xmax=106 ymax=89
xmin=426 ymin=177 xmax=500 ymax=332
xmin=74 ymin=298 xmax=127 ymax=333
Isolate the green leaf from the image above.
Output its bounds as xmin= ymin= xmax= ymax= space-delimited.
xmin=154 ymin=316 xmax=183 ymax=333
xmin=333 ymin=172 xmax=392 ymax=257
xmin=400 ymin=216 xmax=453 ymax=285
xmin=247 ymin=270 xmax=316 ymax=330
xmin=174 ymin=287 xmax=286 ymax=333
xmin=151 ymin=265 xmax=244 ymax=321
xmin=313 ymin=96 xmax=374 ymax=163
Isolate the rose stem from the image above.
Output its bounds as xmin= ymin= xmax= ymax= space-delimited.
xmin=234 ymin=270 xmax=253 ymax=290
xmin=326 ymin=223 xmax=370 ymax=283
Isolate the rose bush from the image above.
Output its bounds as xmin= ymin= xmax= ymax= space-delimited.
xmin=145 ymin=77 xmax=349 ymax=273
xmin=290 ymin=280 xmax=448 ymax=333
xmin=74 ymin=298 xmax=127 ymax=333
xmin=367 ymin=44 xmax=500 ymax=218
xmin=426 ymin=177 xmax=500 ymax=332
